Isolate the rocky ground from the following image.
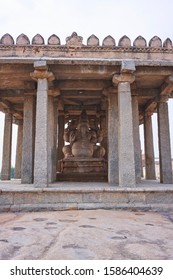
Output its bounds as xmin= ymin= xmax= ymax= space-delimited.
xmin=0 ymin=209 xmax=173 ymax=260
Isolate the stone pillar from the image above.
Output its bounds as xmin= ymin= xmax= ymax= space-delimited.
xmin=144 ymin=112 xmax=156 ymax=179
xmin=48 ymin=96 xmax=58 ymax=183
xmin=100 ymin=114 xmax=107 ymax=159
xmin=132 ymin=95 xmax=141 ymax=183
xmin=31 ymin=61 xmax=54 ymax=187
xmin=107 ymin=91 xmax=119 ymax=184
xmin=1 ymin=112 xmax=12 ymax=180
xmin=21 ymin=96 xmax=35 ymax=183
xmin=14 ymin=121 xmax=23 ymax=179
xmin=141 ymin=147 xmax=144 ymax=178
xmin=57 ymin=114 xmax=65 ymax=172
xmin=157 ymin=99 xmax=172 ymax=183
xmin=112 ymin=61 xmax=136 ymax=187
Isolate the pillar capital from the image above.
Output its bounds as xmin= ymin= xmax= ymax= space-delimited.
xmin=30 ymin=60 xmax=55 ymax=82
xmin=30 ymin=69 xmax=55 ymax=82
xmin=112 ymin=73 xmax=135 ymax=85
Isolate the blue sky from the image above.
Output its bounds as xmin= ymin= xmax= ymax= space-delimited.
xmin=0 ymin=0 xmax=173 ymax=167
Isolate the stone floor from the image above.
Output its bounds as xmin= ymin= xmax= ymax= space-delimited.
xmin=0 ymin=209 xmax=173 ymax=260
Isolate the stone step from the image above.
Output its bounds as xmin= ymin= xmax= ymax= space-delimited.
xmin=1 ymin=183 xmax=173 ymax=212
xmin=57 ymin=172 xmax=108 ymax=182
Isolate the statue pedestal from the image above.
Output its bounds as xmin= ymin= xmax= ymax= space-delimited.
xmin=60 ymin=158 xmax=107 ymax=173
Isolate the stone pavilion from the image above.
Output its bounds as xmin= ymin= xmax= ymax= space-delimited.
xmin=0 ymin=32 xmax=173 ymax=190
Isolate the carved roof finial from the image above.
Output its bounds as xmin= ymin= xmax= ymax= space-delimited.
xmin=66 ymin=32 xmax=83 ymax=47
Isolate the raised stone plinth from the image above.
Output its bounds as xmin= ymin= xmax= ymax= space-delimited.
xmin=58 ymin=158 xmax=108 ymax=182
xmin=1 ymin=180 xmax=173 ymax=212
xmin=60 ymin=158 xmax=107 ymax=173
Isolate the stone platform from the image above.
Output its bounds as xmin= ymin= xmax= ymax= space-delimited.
xmin=60 ymin=158 xmax=107 ymax=172
xmin=0 ymin=180 xmax=173 ymax=212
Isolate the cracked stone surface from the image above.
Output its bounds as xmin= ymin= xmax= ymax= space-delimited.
xmin=0 ymin=210 xmax=173 ymax=260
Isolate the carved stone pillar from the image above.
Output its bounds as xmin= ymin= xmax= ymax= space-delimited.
xmin=14 ymin=120 xmax=23 ymax=179
xmin=132 ymin=95 xmax=141 ymax=183
xmin=1 ymin=112 xmax=12 ymax=180
xmin=157 ymin=97 xmax=172 ymax=183
xmin=112 ymin=61 xmax=136 ymax=187
xmin=31 ymin=61 xmax=55 ymax=187
xmin=21 ymin=96 xmax=35 ymax=183
xmin=107 ymin=90 xmax=119 ymax=184
xmin=144 ymin=112 xmax=156 ymax=179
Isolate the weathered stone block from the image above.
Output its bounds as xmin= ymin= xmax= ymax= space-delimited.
xmin=121 ymin=60 xmax=135 ymax=73
xmin=0 ymin=193 xmax=13 ymax=205
xmin=82 ymin=192 xmax=129 ymax=203
xmin=145 ymin=191 xmax=173 ymax=204
xmin=128 ymin=192 xmax=146 ymax=204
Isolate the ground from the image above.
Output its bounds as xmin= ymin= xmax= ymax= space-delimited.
xmin=0 ymin=209 xmax=173 ymax=260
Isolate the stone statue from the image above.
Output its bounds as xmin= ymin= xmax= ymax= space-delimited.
xmin=62 ymin=110 xmax=105 ymax=159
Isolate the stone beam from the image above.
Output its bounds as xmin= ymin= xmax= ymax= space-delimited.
xmin=136 ymin=67 xmax=173 ymax=76
xmin=64 ymin=104 xmax=98 ymax=112
xmin=0 ymin=99 xmax=23 ymax=118
xmin=0 ymin=80 xmax=35 ymax=90
xmin=160 ymin=75 xmax=173 ymax=96
xmin=0 ymin=89 xmax=24 ymax=97
xmin=144 ymin=98 xmax=157 ymax=113
xmin=61 ymin=90 xmax=102 ymax=98
xmin=133 ymin=88 xmax=159 ymax=97
xmin=57 ymin=80 xmax=111 ymax=90
xmin=0 ymin=98 xmax=11 ymax=108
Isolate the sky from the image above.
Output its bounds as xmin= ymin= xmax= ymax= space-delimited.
xmin=0 ymin=0 xmax=173 ymax=168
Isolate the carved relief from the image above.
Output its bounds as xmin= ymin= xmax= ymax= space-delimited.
xmin=30 ymin=69 xmax=55 ymax=82
xmin=66 ymin=32 xmax=83 ymax=47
